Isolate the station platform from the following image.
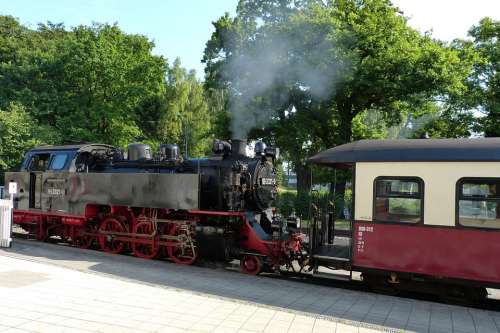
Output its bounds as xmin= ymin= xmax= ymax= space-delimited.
xmin=0 ymin=239 xmax=500 ymax=333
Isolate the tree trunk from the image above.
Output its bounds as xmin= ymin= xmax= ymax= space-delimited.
xmin=294 ymin=163 xmax=312 ymax=220
xmin=338 ymin=106 xmax=353 ymax=144
xmin=296 ymin=164 xmax=311 ymax=197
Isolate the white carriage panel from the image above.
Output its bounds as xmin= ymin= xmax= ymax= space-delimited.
xmin=354 ymin=162 xmax=500 ymax=226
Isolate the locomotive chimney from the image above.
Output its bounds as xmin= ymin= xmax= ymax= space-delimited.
xmin=231 ymin=139 xmax=247 ymax=157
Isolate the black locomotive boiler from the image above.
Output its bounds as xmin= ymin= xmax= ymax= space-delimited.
xmin=6 ymin=139 xmax=303 ymax=274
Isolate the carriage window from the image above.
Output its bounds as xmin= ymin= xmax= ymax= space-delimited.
xmin=457 ymin=178 xmax=500 ymax=229
xmin=28 ymin=153 xmax=51 ymax=171
xmin=49 ymin=153 xmax=69 ymax=170
xmin=374 ymin=177 xmax=423 ymax=223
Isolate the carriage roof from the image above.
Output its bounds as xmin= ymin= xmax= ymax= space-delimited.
xmin=308 ymin=138 xmax=500 ymax=166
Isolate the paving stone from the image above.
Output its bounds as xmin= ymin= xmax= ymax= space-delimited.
xmin=453 ymin=326 xmax=476 ymax=333
xmin=213 ymin=328 xmax=239 ymax=333
xmin=265 ymin=320 xmax=291 ymax=330
xmin=2 ymin=240 xmax=499 ymax=333
xmin=0 ymin=316 xmax=30 ymax=328
xmin=405 ymin=323 xmax=429 ymax=333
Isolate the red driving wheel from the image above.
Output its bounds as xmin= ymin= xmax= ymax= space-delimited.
xmin=166 ymin=223 xmax=197 ymax=265
xmin=240 ymin=255 xmax=262 ymax=275
xmin=98 ymin=217 xmax=126 ymax=254
xmin=131 ymin=221 xmax=159 ymax=259
xmin=73 ymin=224 xmax=95 ymax=249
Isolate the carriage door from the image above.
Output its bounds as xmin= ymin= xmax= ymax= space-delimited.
xmin=28 ymin=153 xmax=50 ymax=209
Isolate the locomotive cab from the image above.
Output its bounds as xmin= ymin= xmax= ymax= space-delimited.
xmin=20 ymin=144 xmax=117 ymax=174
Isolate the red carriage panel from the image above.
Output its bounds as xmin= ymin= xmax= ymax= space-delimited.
xmin=353 ymin=221 xmax=500 ymax=284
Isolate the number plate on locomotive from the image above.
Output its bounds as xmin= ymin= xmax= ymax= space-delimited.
xmin=260 ymin=178 xmax=276 ymax=185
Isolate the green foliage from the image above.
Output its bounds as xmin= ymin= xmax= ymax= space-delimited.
xmin=0 ymin=103 xmax=40 ymax=172
xmin=42 ymin=23 xmax=166 ymax=146
xmin=274 ymin=161 xmax=285 ymax=186
xmin=0 ymin=16 xmax=214 ymax=164
xmin=148 ymin=59 xmax=213 ymax=157
xmin=275 ymin=185 xmax=351 ymax=220
xmin=466 ymin=18 xmax=500 ymax=136
xmin=275 ymin=189 xmax=316 ymax=219
xmin=352 ymin=110 xmax=389 ymax=140
xmin=0 ymin=17 xmax=167 ymax=146
xmin=412 ymin=108 xmax=475 ymax=138
xmin=203 ymin=0 xmax=474 ymax=194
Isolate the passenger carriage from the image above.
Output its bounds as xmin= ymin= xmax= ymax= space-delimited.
xmin=308 ymin=138 xmax=500 ymax=300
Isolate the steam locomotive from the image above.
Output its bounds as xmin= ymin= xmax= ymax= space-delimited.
xmin=6 ymin=139 xmax=303 ymax=274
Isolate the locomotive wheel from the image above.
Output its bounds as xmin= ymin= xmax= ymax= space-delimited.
xmin=240 ymin=255 xmax=262 ymax=275
xmin=131 ymin=222 xmax=159 ymax=259
xmin=73 ymin=224 xmax=95 ymax=249
xmin=166 ymin=223 xmax=197 ymax=265
xmin=98 ymin=217 xmax=127 ymax=254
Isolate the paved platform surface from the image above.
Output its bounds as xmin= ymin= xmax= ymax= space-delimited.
xmin=0 ymin=240 xmax=499 ymax=333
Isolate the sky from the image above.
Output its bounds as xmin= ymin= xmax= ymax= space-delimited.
xmin=1 ymin=0 xmax=499 ymax=79
xmin=0 ymin=0 xmax=237 ymax=78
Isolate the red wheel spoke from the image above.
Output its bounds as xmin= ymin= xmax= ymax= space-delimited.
xmin=131 ymin=221 xmax=159 ymax=259
xmin=98 ymin=217 xmax=126 ymax=254
xmin=73 ymin=224 xmax=95 ymax=249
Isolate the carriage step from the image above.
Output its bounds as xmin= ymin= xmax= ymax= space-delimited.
xmin=312 ymin=255 xmax=350 ymax=262
xmin=312 ymin=271 xmax=352 ymax=281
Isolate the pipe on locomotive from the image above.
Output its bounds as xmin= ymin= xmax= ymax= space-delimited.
xmin=231 ymin=139 xmax=247 ymax=157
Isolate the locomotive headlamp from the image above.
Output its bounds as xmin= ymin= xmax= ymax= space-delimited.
xmin=264 ymin=147 xmax=280 ymax=160
xmin=254 ymin=141 xmax=266 ymax=156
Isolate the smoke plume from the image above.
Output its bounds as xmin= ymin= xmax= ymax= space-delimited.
xmin=222 ymin=21 xmax=351 ymax=140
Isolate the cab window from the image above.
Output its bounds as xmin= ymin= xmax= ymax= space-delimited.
xmin=28 ymin=153 xmax=51 ymax=171
xmin=457 ymin=178 xmax=500 ymax=229
xmin=49 ymin=153 xmax=69 ymax=170
xmin=374 ymin=177 xmax=423 ymax=223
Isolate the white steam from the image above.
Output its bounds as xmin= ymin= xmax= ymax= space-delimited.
xmin=223 ymin=26 xmax=351 ymax=139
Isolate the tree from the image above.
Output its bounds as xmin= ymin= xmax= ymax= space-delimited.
xmin=0 ymin=17 xmax=168 ymax=147
xmin=203 ymin=0 xmax=474 ymax=196
xmin=48 ymin=23 xmax=167 ymax=146
xmin=411 ymin=108 xmax=475 ymax=139
xmin=0 ymin=103 xmax=51 ymax=174
xmin=466 ymin=18 xmax=500 ymax=136
xmin=0 ymin=16 xmax=218 ymax=168
xmin=152 ymin=59 xmax=213 ymax=157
